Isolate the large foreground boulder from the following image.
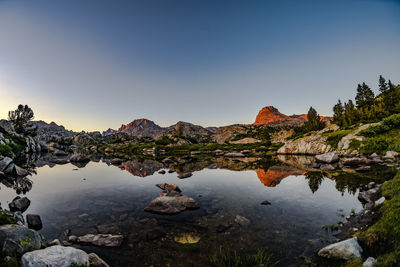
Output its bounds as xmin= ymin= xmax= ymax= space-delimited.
xmin=318 ymin=237 xmax=363 ymax=260
xmin=0 ymin=224 xmax=42 ymax=257
xmin=21 ymin=245 xmax=89 ymax=267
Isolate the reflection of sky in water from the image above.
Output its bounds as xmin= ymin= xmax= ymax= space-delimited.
xmin=1 ymin=161 xmax=362 ymax=217
xmin=0 ymin=161 xmax=364 ymax=266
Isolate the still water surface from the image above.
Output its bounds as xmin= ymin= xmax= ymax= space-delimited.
xmin=1 ymin=158 xmax=372 ymax=266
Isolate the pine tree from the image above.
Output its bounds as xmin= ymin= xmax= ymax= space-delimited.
xmin=388 ymin=80 xmax=395 ymax=91
xmin=362 ymin=82 xmax=375 ymax=106
xmin=355 ymin=84 xmax=364 ymax=109
xmin=305 ymin=107 xmax=325 ymax=131
xmin=344 ymin=100 xmax=356 ymax=125
xmin=379 ymin=75 xmax=388 ymax=93
xmin=333 ymin=99 xmax=344 ymax=125
xmin=8 ymin=104 xmax=35 ymax=134
xmin=355 ymin=82 xmax=374 ymax=109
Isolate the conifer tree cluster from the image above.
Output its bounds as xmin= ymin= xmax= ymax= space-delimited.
xmin=333 ymin=76 xmax=399 ymax=127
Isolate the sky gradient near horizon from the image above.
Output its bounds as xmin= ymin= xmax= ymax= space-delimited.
xmin=0 ymin=0 xmax=400 ymax=132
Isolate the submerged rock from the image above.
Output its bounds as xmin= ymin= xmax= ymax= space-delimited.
xmin=216 ymin=223 xmax=232 ymax=233
xmin=234 ymin=215 xmax=250 ymax=226
xmin=174 ymin=233 xmax=201 ymax=244
xmin=77 ymin=234 xmax=123 ymax=247
xmin=146 ymin=229 xmax=165 ymax=241
xmin=318 ymin=237 xmax=362 ymax=260
xmin=21 ymin=245 xmax=89 ymax=267
xmin=144 ymin=195 xmax=199 ymax=215
xmin=89 ymin=253 xmax=110 ymax=267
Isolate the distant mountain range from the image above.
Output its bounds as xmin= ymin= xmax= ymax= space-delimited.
xmin=35 ymin=106 xmax=330 ymax=143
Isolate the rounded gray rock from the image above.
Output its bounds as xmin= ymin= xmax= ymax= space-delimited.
xmin=21 ymin=245 xmax=89 ymax=267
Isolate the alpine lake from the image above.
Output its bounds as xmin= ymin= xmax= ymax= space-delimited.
xmin=0 ymin=154 xmax=396 ymax=267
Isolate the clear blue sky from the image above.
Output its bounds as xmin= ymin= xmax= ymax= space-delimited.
xmin=0 ymin=0 xmax=399 ymax=131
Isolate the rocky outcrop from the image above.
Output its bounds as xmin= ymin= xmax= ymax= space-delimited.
xmin=278 ymin=133 xmax=332 ymax=155
xmin=230 ymin=137 xmax=260 ymax=144
xmin=21 ymin=245 xmax=89 ymax=267
xmin=318 ymin=237 xmax=363 ymax=260
xmin=213 ymin=124 xmax=250 ymax=144
xmin=0 ymin=120 xmax=41 ymax=156
xmin=337 ymin=123 xmax=378 ymax=151
xmin=166 ymin=121 xmax=212 ymax=140
xmin=0 ymin=120 xmax=15 ymax=135
xmin=73 ymin=133 xmax=96 ymax=147
xmin=0 ymin=224 xmax=42 ymax=257
xmin=31 ymin=120 xmax=76 ymax=143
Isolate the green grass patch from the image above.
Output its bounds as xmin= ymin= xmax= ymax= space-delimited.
xmin=348 ymin=139 xmax=362 ymax=151
xmin=358 ymin=128 xmax=400 ymax=155
xmin=0 ymin=144 xmax=13 ymax=157
xmin=358 ymin=113 xmax=400 ymax=137
xmin=0 ymin=211 xmax=16 ymax=225
xmin=324 ymin=129 xmax=353 ymax=149
xmin=209 ymin=248 xmax=277 ymax=267
xmin=357 ymin=171 xmax=400 ymax=266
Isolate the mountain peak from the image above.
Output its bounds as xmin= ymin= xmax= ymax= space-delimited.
xmin=117 ymin=118 xmax=164 ymax=138
xmin=253 ymin=106 xmax=294 ymax=125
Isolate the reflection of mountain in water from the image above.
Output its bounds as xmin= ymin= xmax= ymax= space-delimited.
xmin=122 ymin=160 xmax=164 ymax=177
xmin=255 ymin=166 xmax=305 ymax=187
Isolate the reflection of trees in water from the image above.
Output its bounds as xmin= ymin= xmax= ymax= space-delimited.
xmin=335 ymin=173 xmax=364 ymax=195
xmin=1 ymin=175 xmax=33 ymax=194
xmin=305 ymin=171 xmax=324 ymax=193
